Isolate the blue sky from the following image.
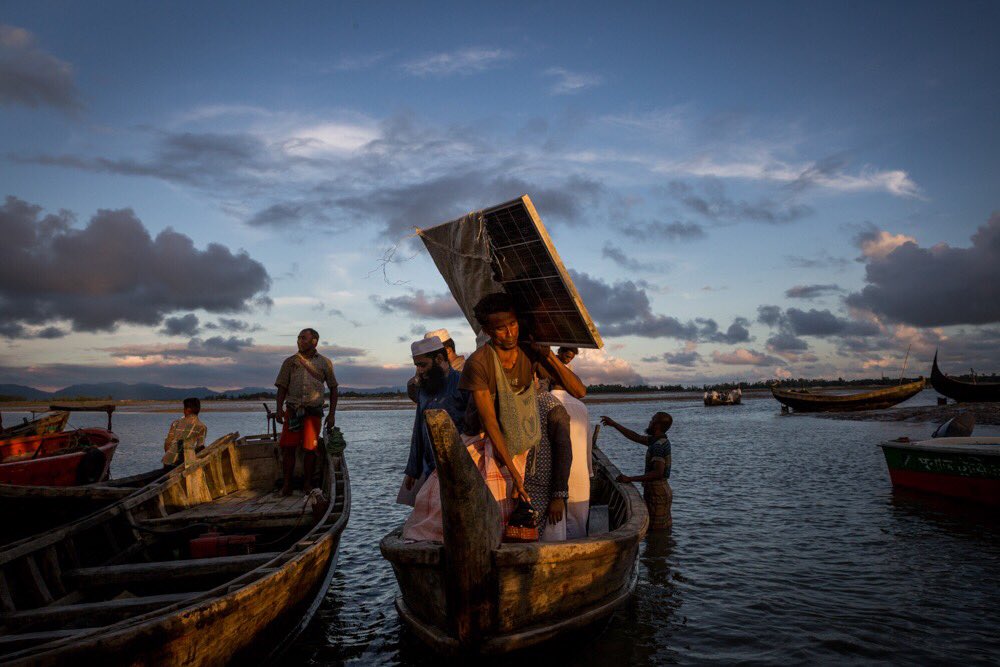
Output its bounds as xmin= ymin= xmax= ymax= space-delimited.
xmin=1 ymin=1 xmax=998 ymax=389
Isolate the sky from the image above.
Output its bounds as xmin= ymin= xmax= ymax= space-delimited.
xmin=1 ymin=1 xmax=998 ymax=390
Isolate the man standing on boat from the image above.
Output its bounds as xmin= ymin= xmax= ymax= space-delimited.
xmin=406 ymin=328 xmax=466 ymax=402
xmin=397 ymin=336 xmax=468 ymax=506
xmin=274 ymin=328 xmax=338 ymax=496
xmin=460 ymin=292 xmax=586 ymax=503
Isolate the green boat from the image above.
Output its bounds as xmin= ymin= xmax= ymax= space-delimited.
xmin=878 ymin=437 xmax=1000 ymax=505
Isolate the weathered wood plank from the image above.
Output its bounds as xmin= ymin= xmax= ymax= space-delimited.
xmin=66 ymin=552 xmax=278 ymax=587
xmin=24 ymin=557 xmax=53 ymax=605
xmin=0 ymin=627 xmax=93 ymax=651
xmin=1 ymin=592 xmax=195 ymax=629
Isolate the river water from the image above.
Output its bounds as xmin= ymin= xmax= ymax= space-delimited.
xmin=14 ymin=390 xmax=1000 ymax=665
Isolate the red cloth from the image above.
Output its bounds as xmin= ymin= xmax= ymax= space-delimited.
xmin=279 ymin=415 xmax=322 ymax=451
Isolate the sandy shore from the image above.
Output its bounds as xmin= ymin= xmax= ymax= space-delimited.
xmin=814 ymin=402 xmax=1000 ymax=425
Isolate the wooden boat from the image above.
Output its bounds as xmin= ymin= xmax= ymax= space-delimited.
xmin=704 ymin=388 xmax=742 ymax=406
xmin=0 ymin=468 xmax=167 ymax=547
xmin=931 ymin=352 xmax=1000 ymax=403
xmin=0 ymin=429 xmax=118 ymax=486
xmin=878 ymin=436 xmax=1000 ymax=505
xmin=771 ymin=378 xmax=925 ymax=412
xmin=0 ymin=431 xmax=350 ymax=664
xmin=380 ymin=410 xmax=648 ymax=655
xmin=0 ymin=412 xmax=70 ymax=441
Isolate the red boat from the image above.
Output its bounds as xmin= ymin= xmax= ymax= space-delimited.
xmin=0 ymin=428 xmax=119 ymax=486
xmin=878 ymin=437 xmax=1000 ymax=505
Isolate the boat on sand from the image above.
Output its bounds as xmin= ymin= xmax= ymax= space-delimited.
xmin=380 ymin=410 xmax=647 ymax=655
xmin=931 ymin=352 xmax=1000 ymax=403
xmin=0 ymin=431 xmax=349 ymax=665
xmin=771 ymin=379 xmax=925 ymax=413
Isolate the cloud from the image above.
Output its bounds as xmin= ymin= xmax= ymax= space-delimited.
xmin=784 ymin=284 xmax=843 ymax=299
xmin=852 ymin=224 xmax=918 ymax=260
xmin=785 ymin=308 xmax=879 ymax=337
xmin=543 ymin=67 xmax=603 ymax=95
xmin=757 ymin=305 xmax=783 ymax=327
xmin=402 ymin=47 xmax=513 ymax=76
xmin=36 ymin=326 xmax=67 ymax=339
xmin=571 ymin=270 xmax=749 ymax=342
xmin=0 ymin=196 xmax=271 ymax=333
xmin=568 ymin=349 xmax=643 ymax=386
xmin=668 ymin=180 xmax=813 ymax=224
xmin=711 ymin=348 xmax=786 ymax=366
xmin=846 ymin=214 xmax=1000 ymax=327
xmin=661 ymin=343 xmax=702 ymax=367
xmin=788 ymin=157 xmax=920 ymax=198
xmin=766 ymin=331 xmax=809 ymax=352
xmin=601 ymin=242 xmax=655 ymax=272
xmin=784 ymin=251 xmax=850 ymax=269
xmin=372 ymin=290 xmax=463 ymax=318
xmin=0 ymin=24 xmax=82 ymax=111
xmin=160 ymin=314 xmax=200 ymax=336
xmin=203 ymin=317 xmax=261 ymax=333
xmin=621 ymin=220 xmax=706 ymax=242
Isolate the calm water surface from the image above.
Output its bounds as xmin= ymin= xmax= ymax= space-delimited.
xmin=19 ymin=391 xmax=1000 ymax=665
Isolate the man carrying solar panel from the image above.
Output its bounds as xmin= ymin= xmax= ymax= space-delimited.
xmin=459 ymin=293 xmax=587 ymax=513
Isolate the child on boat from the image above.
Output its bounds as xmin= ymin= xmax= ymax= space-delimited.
xmin=599 ymin=412 xmax=673 ymax=531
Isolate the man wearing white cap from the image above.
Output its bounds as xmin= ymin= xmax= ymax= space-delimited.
xmin=397 ymin=336 xmax=468 ymax=506
xmin=406 ymin=328 xmax=465 ymax=402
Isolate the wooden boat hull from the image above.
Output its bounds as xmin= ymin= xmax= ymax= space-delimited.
xmin=879 ymin=437 xmax=1000 ymax=505
xmin=0 ymin=432 xmax=350 ymax=665
xmin=704 ymin=391 xmax=741 ymax=406
xmin=380 ymin=411 xmax=647 ymax=655
xmin=931 ymin=352 xmax=1000 ymax=403
xmin=0 ymin=468 xmax=166 ymax=546
xmin=771 ymin=379 xmax=925 ymax=412
xmin=0 ymin=430 xmax=117 ymax=486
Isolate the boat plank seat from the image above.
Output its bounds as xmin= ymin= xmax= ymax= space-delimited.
xmin=0 ymin=627 xmax=95 ymax=652
xmin=1 ymin=592 xmax=196 ymax=630
xmin=65 ymin=552 xmax=278 ymax=587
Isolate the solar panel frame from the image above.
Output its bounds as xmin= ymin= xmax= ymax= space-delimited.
xmin=479 ymin=196 xmax=603 ymax=349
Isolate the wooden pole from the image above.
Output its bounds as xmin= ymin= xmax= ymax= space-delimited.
xmin=425 ymin=409 xmax=499 ymax=648
xmin=899 ymin=344 xmax=911 ymax=384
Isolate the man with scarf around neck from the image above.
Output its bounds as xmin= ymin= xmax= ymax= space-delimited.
xmin=459 ymin=292 xmax=587 ymax=503
xmin=397 ymin=336 xmax=468 ymax=506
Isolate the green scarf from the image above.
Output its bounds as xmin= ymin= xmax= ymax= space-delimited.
xmin=489 ymin=345 xmax=541 ymax=456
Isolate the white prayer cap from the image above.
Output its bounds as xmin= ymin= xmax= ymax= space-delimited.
xmin=425 ymin=328 xmax=452 ymax=343
xmin=411 ymin=336 xmax=444 ymax=358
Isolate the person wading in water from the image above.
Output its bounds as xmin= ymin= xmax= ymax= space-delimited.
xmin=274 ymin=328 xmax=338 ymax=496
xmin=460 ymin=293 xmax=587 ymax=503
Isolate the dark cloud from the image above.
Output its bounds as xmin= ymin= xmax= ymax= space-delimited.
xmin=785 ymin=284 xmax=843 ymax=299
xmin=571 ymin=270 xmax=748 ymax=342
xmin=766 ymin=332 xmax=809 ymax=352
xmin=785 ymin=308 xmax=879 ymax=337
xmin=668 ymin=180 xmax=812 ymax=224
xmin=372 ymin=290 xmax=463 ymax=318
xmin=621 ymin=220 xmax=706 ymax=242
xmin=0 ymin=196 xmax=271 ymax=333
xmin=160 ymin=314 xmax=200 ymax=337
xmin=0 ymin=24 xmax=82 ymax=111
xmin=846 ymin=214 xmax=1000 ymax=326
xmin=36 ymin=326 xmax=67 ymax=339
xmin=662 ymin=349 xmax=702 ymax=367
xmin=757 ymin=305 xmax=783 ymax=327
xmin=601 ymin=242 xmax=655 ymax=272
xmin=246 ymin=200 xmax=333 ymax=228
xmin=203 ymin=318 xmax=261 ymax=333
xmin=0 ymin=322 xmax=26 ymax=338
xmin=699 ymin=317 xmax=752 ymax=344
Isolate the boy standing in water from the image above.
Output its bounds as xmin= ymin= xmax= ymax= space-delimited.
xmin=600 ymin=412 xmax=673 ymax=531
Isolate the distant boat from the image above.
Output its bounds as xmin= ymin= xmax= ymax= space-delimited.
xmin=0 ymin=428 xmax=118 ymax=486
xmin=771 ymin=378 xmax=925 ymax=412
xmin=930 ymin=352 xmax=1000 ymax=403
xmin=380 ymin=410 xmax=647 ymax=655
xmin=0 ymin=431 xmax=350 ymax=664
xmin=704 ymin=388 xmax=742 ymax=406
xmin=878 ymin=436 xmax=1000 ymax=505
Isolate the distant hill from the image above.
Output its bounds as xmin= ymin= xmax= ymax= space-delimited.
xmin=0 ymin=384 xmax=53 ymax=400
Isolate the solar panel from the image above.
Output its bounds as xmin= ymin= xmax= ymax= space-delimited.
xmin=418 ymin=195 xmax=603 ymax=349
